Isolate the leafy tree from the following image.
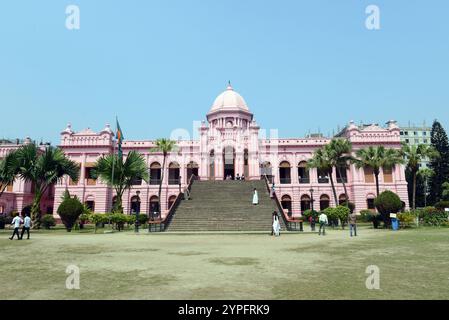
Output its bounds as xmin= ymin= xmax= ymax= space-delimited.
xmin=354 ymin=146 xmax=403 ymax=196
xmin=150 ymin=139 xmax=177 ymax=215
xmin=326 ymin=139 xmax=354 ymax=207
xmin=307 ymin=148 xmax=338 ymax=206
xmin=442 ymin=182 xmax=449 ymax=200
xmin=0 ymin=152 xmax=17 ymax=199
xmin=8 ymin=144 xmax=79 ymax=227
xmin=57 ymin=195 xmax=84 ymax=232
xmin=374 ymin=190 xmax=403 ymax=227
xmin=93 ymin=150 xmax=148 ymax=213
xmin=401 ymin=143 xmax=439 ymax=209
xmin=40 ymin=215 xmax=56 ymax=229
xmin=429 ymin=120 xmax=449 ymax=204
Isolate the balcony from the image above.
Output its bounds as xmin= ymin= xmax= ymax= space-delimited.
xmin=168 ymin=178 xmax=181 ymax=185
xmin=298 ymin=177 xmax=310 ymax=184
xmin=337 ymin=177 xmax=348 ymax=184
xmin=318 ymin=177 xmax=329 ymax=184
xmin=280 ymin=178 xmax=291 ymax=184
xmin=86 ymin=179 xmax=97 ymax=186
xmin=150 ymin=179 xmax=161 ymax=185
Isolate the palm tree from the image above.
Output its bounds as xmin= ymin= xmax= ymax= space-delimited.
xmin=307 ymin=147 xmax=338 ymax=206
xmin=418 ymin=167 xmax=435 ymax=207
xmin=93 ymin=150 xmax=148 ymax=213
xmin=401 ymin=143 xmax=439 ymax=209
xmin=327 ymin=139 xmax=354 ymax=206
xmin=0 ymin=152 xmax=17 ymax=199
xmin=354 ymin=146 xmax=404 ymax=197
xmin=150 ymin=139 xmax=177 ymax=216
xmin=9 ymin=144 xmax=80 ymax=227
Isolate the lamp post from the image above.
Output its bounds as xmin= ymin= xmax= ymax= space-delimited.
xmin=135 ymin=190 xmax=141 ymax=233
xmin=309 ymin=188 xmax=315 ymax=211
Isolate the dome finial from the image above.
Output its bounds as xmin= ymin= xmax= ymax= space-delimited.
xmin=227 ymin=80 xmax=233 ymax=90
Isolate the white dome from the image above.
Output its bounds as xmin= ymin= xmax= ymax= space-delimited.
xmin=210 ymin=84 xmax=249 ymax=112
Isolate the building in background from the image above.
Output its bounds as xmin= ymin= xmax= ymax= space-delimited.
xmin=0 ymin=85 xmax=410 ymax=218
xmin=399 ymin=123 xmax=432 ymax=168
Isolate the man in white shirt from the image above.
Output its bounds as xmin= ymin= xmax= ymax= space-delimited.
xmin=21 ymin=213 xmax=32 ymax=240
xmin=9 ymin=213 xmax=23 ymax=240
xmin=318 ymin=212 xmax=328 ymax=236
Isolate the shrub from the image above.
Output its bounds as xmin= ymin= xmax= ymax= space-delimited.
xmin=421 ymin=208 xmax=448 ymax=226
xmin=57 ymin=196 xmax=84 ymax=232
xmin=302 ymin=209 xmax=319 ymax=221
xmin=360 ymin=209 xmax=381 ymax=228
xmin=374 ymin=191 xmax=403 ymax=215
xmin=40 ymin=214 xmax=56 ymax=229
xmin=334 ymin=205 xmax=351 ymax=229
xmin=435 ymin=201 xmax=449 ymax=211
xmin=110 ymin=213 xmax=128 ymax=231
xmin=397 ymin=211 xmax=416 ymax=228
xmin=130 ymin=213 xmax=149 ymax=226
xmin=0 ymin=214 xmax=6 ymax=229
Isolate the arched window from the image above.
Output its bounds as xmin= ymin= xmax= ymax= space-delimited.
xmin=209 ymin=150 xmax=215 ymax=180
xmin=168 ymin=195 xmax=177 ymax=210
xmin=367 ymin=194 xmax=376 ymax=211
xmin=150 ymin=162 xmax=162 ymax=185
xmin=300 ymin=194 xmax=311 ymax=212
xmin=298 ymin=161 xmax=310 ymax=184
xmin=281 ymin=195 xmax=292 ymax=216
xmin=336 ymin=165 xmax=348 ymax=183
xmin=85 ymin=195 xmax=95 ymax=212
xmin=320 ymin=195 xmax=330 ymax=211
xmin=168 ymin=162 xmax=180 ymax=185
xmin=149 ymin=196 xmax=160 ymax=214
xmin=339 ymin=194 xmax=348 ymax=206
xmin=317 ymin=169 xmax=330 ymax=184
xmin=279 ymin=161 xmax=291 ymax=184
xmin=186 ymin=161 xmax=199 ymax=181
xmin=130 ymin=196 xmax=140 ymax=214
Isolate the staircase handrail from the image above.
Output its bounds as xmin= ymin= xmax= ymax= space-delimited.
xmin=151 ymin=174 xmax=197 ymax=231
xmin=262 ymin=175 xmax=292 ymax=227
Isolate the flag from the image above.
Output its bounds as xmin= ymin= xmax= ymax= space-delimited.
xmin=116 ymin=118 xmax=124 ymax=158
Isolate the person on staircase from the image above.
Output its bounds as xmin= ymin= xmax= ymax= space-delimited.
xmin=272 ymin=214 xmax=281 ymax=237
xmin=236 ymin=173 xmax=240 ymax=181
xmin=241 ymin=174 xmax=245 ymax=181
xmin=252 ymin=188 xmax=259 ymax=205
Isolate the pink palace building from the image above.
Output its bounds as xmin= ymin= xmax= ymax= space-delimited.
xmin=0 ymin=84 xmax=409 ymax=219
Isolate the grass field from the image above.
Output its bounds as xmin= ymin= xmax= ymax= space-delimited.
xmin=0 ymin=226 xmax=448 ymax=300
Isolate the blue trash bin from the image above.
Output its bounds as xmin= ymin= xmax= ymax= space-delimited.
xmin=391 ymin=218 xmax=399 ymax=231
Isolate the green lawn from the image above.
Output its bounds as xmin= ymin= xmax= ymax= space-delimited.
xmin=0 ymin=226 xmax=448 ymax=300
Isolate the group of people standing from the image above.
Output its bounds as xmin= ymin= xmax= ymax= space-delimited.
xmin=9 ymin=212 xmax=32 ymax=240
xmin=225 ymin=173 xmax=246 ymax=181
xmin=310 ymin=211 xmax=358 ymax=237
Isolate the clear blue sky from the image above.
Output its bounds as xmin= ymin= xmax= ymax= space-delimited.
xmin=1 ymin=0 xmax=448 ymax=144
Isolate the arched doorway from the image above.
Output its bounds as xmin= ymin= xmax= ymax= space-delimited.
xmin=150 ymin=162 xmax=161 ymax=185
xmin=168 ymin=195 xmax=177 ymax=210
xmin=339 ymin=194 xmax=348 ymax=206
xmin=168 ymin=162 xmax=180 ymax=185
xmin=279 ymin=161 xmax=291 ymax=184
xmin=223 ymin=146 xmax=235 ymax=179
xmin=130 ymin=196 xmax=140 ymax=214
xmin=186 ymin=161 xmax=199 ymax=181
xmin=320 ymin=195 xmax=330 ymax=211
xmin=149 ymin=196 xmax=160 ymax=214
xmin=209 ymin=150 xmax=215 ymax=180
xmin=281 ymin=195 xmax=292 ymax=216
xmin=85 ymin=195 xmax=95 ymax=212
xmin=300 ymin=194 xmax=311 ymax=213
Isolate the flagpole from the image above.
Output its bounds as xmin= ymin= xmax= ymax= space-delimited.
xmin=111 ymin=116 xmax=117 ymax=212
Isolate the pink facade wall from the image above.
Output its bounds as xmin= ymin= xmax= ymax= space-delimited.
xmin=0 ymin=90 xmax=410 ymax=219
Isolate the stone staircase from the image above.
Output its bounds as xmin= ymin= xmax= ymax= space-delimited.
xmin=166 ymin=180 xmax=285 ymax=231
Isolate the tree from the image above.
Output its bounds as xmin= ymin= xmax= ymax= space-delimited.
xmin=307 ymin=147 xmax=338 ymax=206
xmin=57 ymin=195 xmax=84 ymax=232
xmin=401 ymin=143 xmax=439 ymax=209
xmin=150 ymin=139 xmax=177 ymax=216
xmin=0 ymin=152 xmax=18 ymax=199
xmin=93 ymin=150 xmax=149 ymax=213
xmin=429 ymin=120 xmax=449 ymax=204
xmin=442 ymin=182 xmax=449 ymax=200
xmin=374 ymin=190 xmax=403 ymax=227
xmin=354 ymin=146 xmax=403 ymax=196
xmin=417 ymin=168 xmax=435 ymax=207
xmin=326 ymin=139 xmax=354 ymax=206
xmin=8 ymin=144 xmax=79 ymax=227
